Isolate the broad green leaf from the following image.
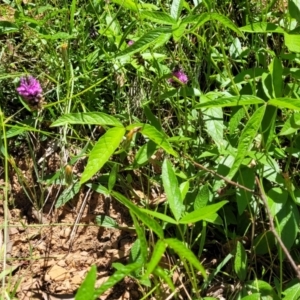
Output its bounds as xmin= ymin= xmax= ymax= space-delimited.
xmin=94 ymin=263 xmax=142 ymax=297
xmin=268 ymin=98 xmax=300 ymax=110
xmin=229 ymin=107 xmax=246 ymax=134
xmin=87 ymin=183 xmax=110 ymax=196
xmin=162 ymin=159 xmax=184 ymax=221
xmin=179 ymin=201 xmax=228 ymax=224
xmin=239 ymin=22 xmax=285 ymax=33
xmin=285 ymin=33 xmax=300 ymax=53
xmin=261 ymin=106 xmax=277 ymax=151
xmin=179 ymin=181 xmax=189 ymax=201
xmin=112 ymin=191 xmax=164 ymax=239
xmin=241 ymin=294 xmax=262 ymax=300
xmin=108 ymin=163 xmax=118 ymax=192
xmin=283 ymin=282 xmax=300 ymax=300
xmin=280 ymin=114 xmax=300 ymax=135
xmin=145 ymin=239 xmax=167 ymax=277
xmin=75 ymin=265 xmax=96 ymax=300
xmin=95 ymin=215 xmax=118 ymax=229
xmin=236 ymin=168 xmax=255 ymax=215
xmin=194 ymin=184 xmax=210 ymax=210
xmin=139 ymin=208 xmax=177 ymax=224
xmin=139 ymin=124 xmax=178 ymax=157
xmin=80 ymin=127 xmax=125 ymax=184
xmin=262 ymin=73 xmax=273 ymax=99
xmin=234 ymin=241 xmax=247 ymax=281
xmin=172 ymin=21 xmax=187 ymax=41
xmin=116 ymin=27 xmax=172 ymax=58
xmin=202 ymin=106 xmax=224 ymax=148
xmin=141 ymin=11 xmax=176 ymax=25
xmin=170 ymin=0 xmax=183 ymax=20
xmin=246 ymin=279 xmax=280 ymax=300
xmin=0 ymin=21 xmax=19 ymax=34
xmin=227 ymin=105 xmax=266 ymax=180
xmin=55 ymin=182 xmax=81 ymax=208
xmin=253 ymin=231 xmax=275 ymax=255
xmin=289 ymin=0 xmax=300 ymax=22
xmin=267 ymin=188 xmax=288 ymax=217
xmin=195 ymin=95 xmax=265 ymax=109
xmin=276 ymin=198 xmax=299 ymax=251
xmin=165 ymin=238 xmax=207 ymax=278
xmin=51 ymin=112 xmax=123 ymax=127
xmin=111 ymin=0 xmax=138 ymax=11
xmin=210 ymin=13 xmax=244 ymax=37
xmin=132 ymin=140 xmax=157 ymax=167
xmin=270 ymin=57 xmax=283 ymax=98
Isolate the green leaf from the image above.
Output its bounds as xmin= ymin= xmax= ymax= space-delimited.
xmin=141 ymin=11 xmax=176 ymax=24
xmin=194 ymin=184 xmax=210 ymax=210
xmin=162 ymin=159 xmax=184 ymax=221
xmin=87 ymin=183 xmax=110 ymax=196
xmin=283 ymin=282 xmax=300 ymax=300
xmin=246 ymin=279 xmax=280 ymax=300
xmin=132 ymin=140 xmax=157 ymax=167
xmin=130 ymin=213 xmax=148 ymax=263
xmin=39 ymin=32 xmax=75 ymax=40
xmin=276 ymin=198 xmax=299 ymax=251
xmin=267 ymin=188 xmax=288 ymax=217
xmin=179 ymin=181 xmax=189 ymax=201
xmin=241 ymin=294 xmax=262 ymax=300
xmin=108 ymin=163 xmax=118 ymax=192
xmin=139 ymin=124 xmax=178 ymax=157
xmin=202 ymin=106 xmax=224 ymax=148
xmin=112 ymin=191 xmax=164 ymax=239
xmin=80 ymin=127 xmax=125 ymax=184
xmin=94 ymin=262 xmax=142 ymax=297
xmin=111 ymin=0 xmax=138 ymax=11
xmin=239 ymin=22 xmax=285 ymax=33
xmin=279 ymin=113 xmax=300 ymax=135
xmin=227 ymin=105 xmax=266 ymax=180
xmin=139 ymin=208 xmax=177 ymax=224
xmin=145 ymin=239 xmax=167 ymax=277
xmin=236 ymin=168 xmax=255 ymax=215
xmin=51 ymin=112 xmax=123 ymax=127
xmin=268 ymin=98 xmax=300 ymax=110
xmin=253 ymin=231 xmax=275 ymax=255
xmin=172 ymin=21 xmax=187 ymax=41
xmin=55 ymin=182 xmax=81 ymax=208
xmin=289 ymin=0 xmax=300 ymax=22
xmin=170 ymin=0 xmax=183 ymax=20
xmin=95 ymin=215 xmax=118 ymax=229
xmin=165 ymin=238 xmax=207 ymax=279
xmin=234 ymin=241 xmax=247 ymax=281
xmin=179 ymin=201 xmax=228 ymax=224
xmin=195 ymin=95 xmax=265 ymax=109
xmin=75 ymin=265 xmax=96 ymax=300
xmin=270 ymin=57 xmax=283 ymax=98
xmin=210 ymin=13 xmax=244 ymax=37
xmin=284 ymin=33 xmax=300 ymax=53
xmin=116 ymin=27 xmax=172 ymax=58
xmin=0 ymin=21 xmax=19 ymax=34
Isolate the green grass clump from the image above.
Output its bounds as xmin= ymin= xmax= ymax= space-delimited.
xmin=2 ymin=0 xmax=300 ymax=299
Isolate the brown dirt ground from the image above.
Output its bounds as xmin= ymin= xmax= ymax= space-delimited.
xmin=0 ymin=149 xmax=141 ymax=300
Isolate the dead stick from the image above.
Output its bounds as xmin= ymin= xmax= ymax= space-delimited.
xmin=255 ymin=176 xmax=300 ymax=280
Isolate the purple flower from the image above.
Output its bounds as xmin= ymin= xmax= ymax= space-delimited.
xmin=127 ymin=40 xmax=134 ymax=46
xmin=169 ymin=69 xmax=188 ymax=85
xmin=17 ymin=76 xmax=43 ymax=101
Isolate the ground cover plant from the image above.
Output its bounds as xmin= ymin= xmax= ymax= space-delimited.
xmin=1 ymin=0 xmax=300 ymax=299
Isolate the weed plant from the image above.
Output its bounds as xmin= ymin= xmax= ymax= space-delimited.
xmin=1 ymin=0 xmax=300 ymax=299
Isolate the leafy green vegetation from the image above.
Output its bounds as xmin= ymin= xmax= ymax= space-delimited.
xmin=2 ymin=0 xmax=300 ymax=299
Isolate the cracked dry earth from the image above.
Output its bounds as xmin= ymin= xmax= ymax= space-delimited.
xmin=0 ymin=175 xmax=141 ymax=300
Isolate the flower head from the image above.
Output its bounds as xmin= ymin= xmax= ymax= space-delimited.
xmin=127 ymin=40 xmax=134 ymax=46
xmin=169 ymin=69 xmax=188 ymax=86
xmin=17 ymin=76 xmax=43 ymax=101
